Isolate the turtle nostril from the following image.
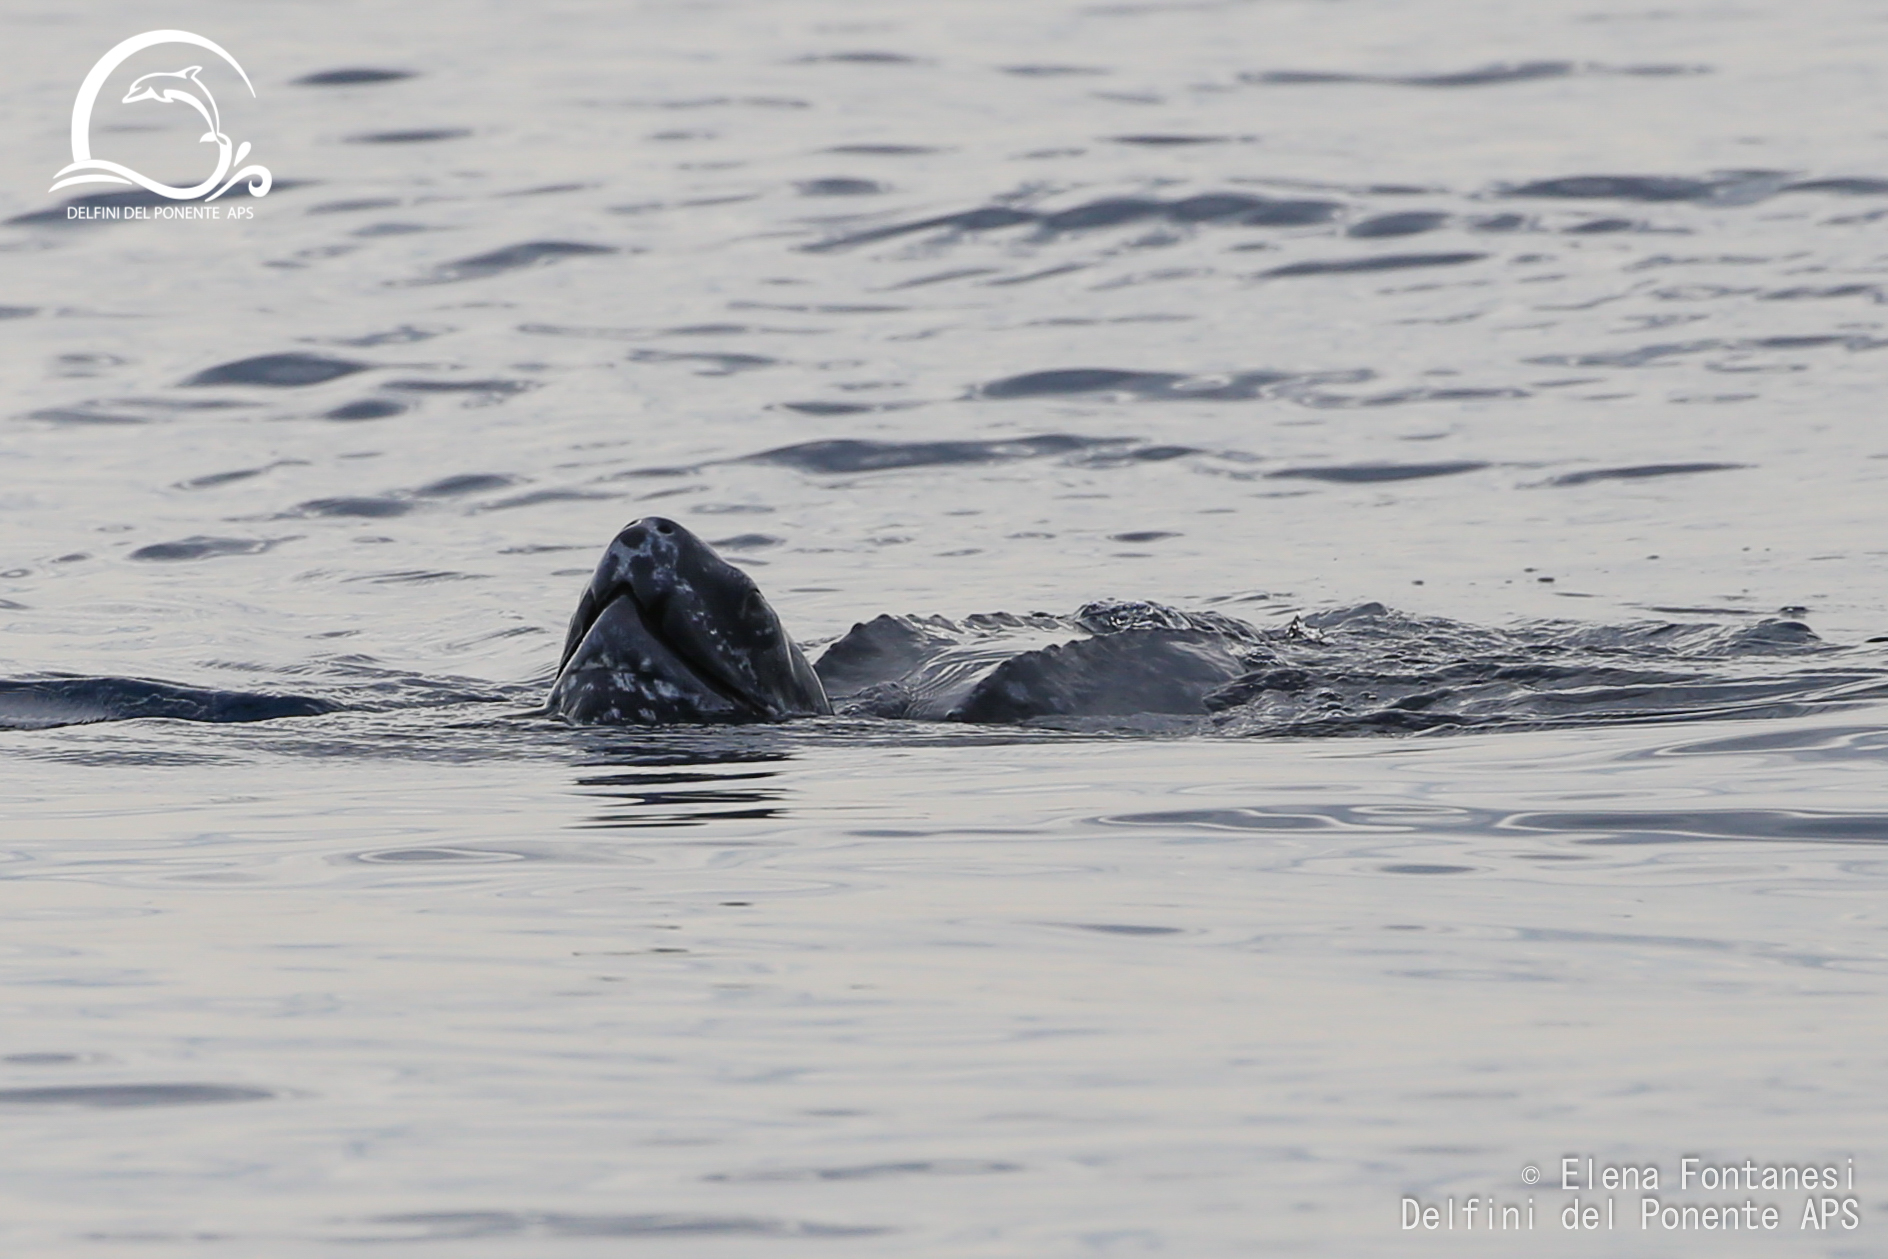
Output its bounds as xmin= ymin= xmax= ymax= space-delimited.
xmin=654 ymin=521 xmax=674 ymax=535
xmin=621 ymin=526 xmax=646 ymax=547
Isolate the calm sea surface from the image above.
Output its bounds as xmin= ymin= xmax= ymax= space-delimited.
xmin=2 ymin=0 xmax=1886 ymax=1253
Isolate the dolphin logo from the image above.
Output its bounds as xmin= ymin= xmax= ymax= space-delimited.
xmin=122 ymin=66 xmax=227 ymax=148
xmin=50 ymin=30 xmax=271 ymax=202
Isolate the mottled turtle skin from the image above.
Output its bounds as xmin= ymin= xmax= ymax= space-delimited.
xmin=548 ymin=517 xmax=829 ymax=724
xmin=810 ymin=604 xmax=1267 ymax=722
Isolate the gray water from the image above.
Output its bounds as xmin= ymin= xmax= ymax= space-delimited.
xmin=3 ymin=0 xmax=1887 ymax=1253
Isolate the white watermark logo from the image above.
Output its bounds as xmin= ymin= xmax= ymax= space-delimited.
xmin=51 ymin=29 xmax=271 ymax=202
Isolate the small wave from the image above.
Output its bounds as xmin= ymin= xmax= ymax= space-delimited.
xmin=1506 ymin=808 xmax=1888 ymax=844
xmin=1527 ymin=334 xmax=1888 ymax=369
xmin=1106 ymin=134 xmax=1236 ymax=146
xmin=1760 ymin=284 xmax=1884 ymax=302
xmin=183 ymin=353 xmax=371 ymax=388
xmin=1787 ymin=177 xmax=1888 ymax=195
xmin=176 ymin=464 xmax=299 ymax=490
xmin=797 ymin=178 xmax=887 ymax=196
xmin=413 ymin=474 xmax=520 ymax=497
xmin=1246 ymin=61 xmax=1706 ymax=88
xmin=1564 ymin=217 xmax=1646 ymax=234
xmin=293 ymin=68 xmax=415 ymax=86
xmin=0 ymin=1083 xmax=276 ymax=1108
xmin=128 ymin=536 xmax=282 ymax=562
xmin=1348 ymin=211 xmax=1450 ymax=238
xmin=1207 ymin=606 xmax=1883 ymax=736
xmin=776 ymin=400 xmax=916 ymax=416
xmin=1245 ymin=61 xmax=1704 ymax=88
xmin=793 ymin=50 xmax=925 ymax=65
xmin=1546 ymin=462 xmax=1745 ymax=487
xmin=1254 ymin=63 xmax=1575 ymax=87
xmin=1261 ymin=251 xmax=1487 ymax=278
xmin=1502 ymin=172 xmax=1787 ymax=204
xmin=25 ymin=406 xmax=149 ymax=426
xmin=999 ymin=64 xmax=1109 ymax=76
xmin=0 ymin=678 xmax=336 ymax=730
xmin=804 ymin=191 xmax=1342 ymax=251
xmin=976 ymin=367 xmax=1321 ymax=400
xmin=1266 ymin=461 xmax=1489 ymax=483
xmin=420 ymin=241 xmax=619 ymax=284
xmin=1296 ymin=385 xmax=1528 ymax=409
xmin=382 ymin=377 xmax=536 ymax=396
xmin=822 ymin=144 xmax=941 ymax=155
xmin=624 ymin=349 xmax=775 ymax=375
xmin=346 ymin=128 xmax=469 ymax=144
xmin=739 ymin=434 xmax=1129 ymax=473
xmin=290 ymin=496 xmax=412 ymax=518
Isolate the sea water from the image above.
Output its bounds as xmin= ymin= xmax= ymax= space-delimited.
xmin=1 ymin=0 xmax=1885 ymax=1253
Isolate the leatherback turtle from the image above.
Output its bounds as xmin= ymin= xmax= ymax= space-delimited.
xmin=548 ymin=516 xmax=1274 ymax=725
xmin=0 ymin=518 xmax=1854 ymax=733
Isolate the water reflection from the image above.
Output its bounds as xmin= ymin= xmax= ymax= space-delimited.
xmin=1102 ymin=800 xmax=1888 ymax=846
xmin=572 ymin=756 xmax=789 ymax=829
